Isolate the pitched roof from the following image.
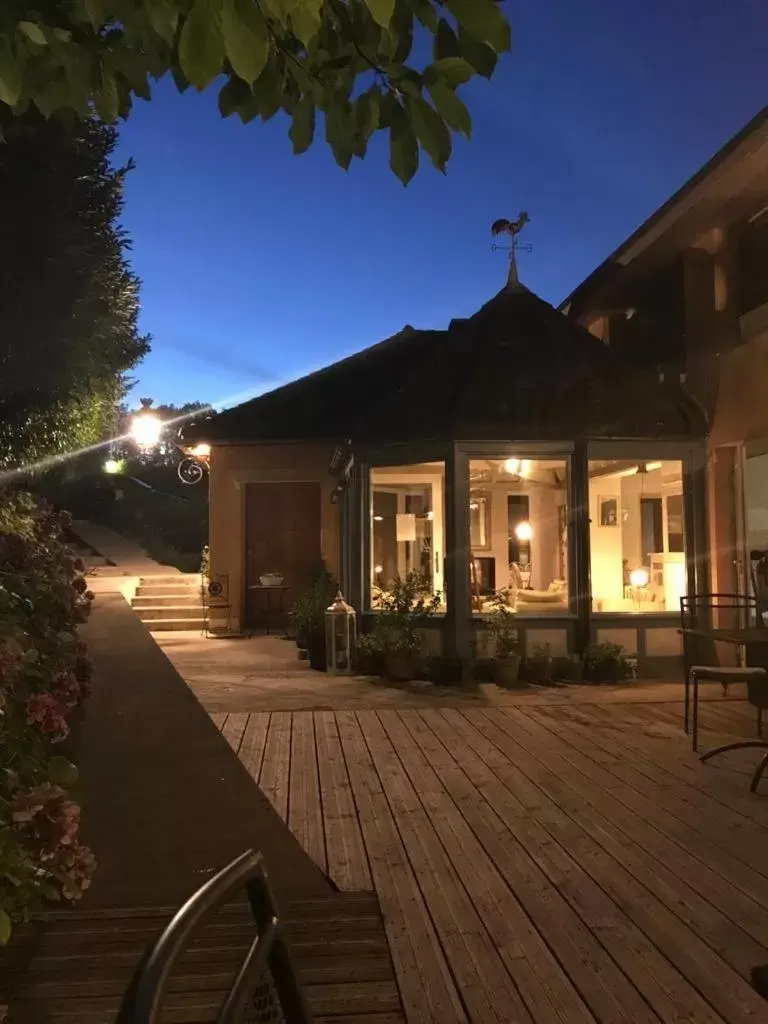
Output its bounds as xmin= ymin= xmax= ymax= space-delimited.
xmin=185 ymin=282 xmax=704 ymax=446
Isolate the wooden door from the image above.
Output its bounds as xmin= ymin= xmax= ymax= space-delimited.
xmin=245 ymin=482 xmax=322 ymax=629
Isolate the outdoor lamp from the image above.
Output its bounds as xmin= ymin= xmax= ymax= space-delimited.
xmin=130 ymin=411 xmax=162 ymax=448
xmin=325 ymin=590 xmax=357 ymax=675
xmin=504 ymin=457 xmax=521 ymax=475
xmin=629 ymin=567 xmax=650 ymax=588
xmin=191 ymin=443 xmax=211 ymax=458
xmin=515 ymin=521 xmax=533 ymax=542
xmin=103 ymin=458 xmax=122 ymax=474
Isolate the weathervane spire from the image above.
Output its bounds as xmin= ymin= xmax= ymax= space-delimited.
xmin=491 ymin=211 xmax=531 ymax=289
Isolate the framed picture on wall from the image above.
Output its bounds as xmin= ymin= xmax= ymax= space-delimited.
xmin=599 ymin=496 xmax=619 ymax=527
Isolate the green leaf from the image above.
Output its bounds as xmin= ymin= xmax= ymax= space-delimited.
xmin=290 ymin=0 xmax=323 ymax=45
xmin=458 ymin=27 xmax=498 ymax=78
xmin=145 ymin=0 xmax=179 ymax=43
xmin=433 ymin=18 xmax=459 ymax=60
xmin=414 ymin=0 xmax=439 ymax=32
xmin=179 ymin=0 xmax=225 ymax=89
xmin=47 ymin=756 xmax=79 ymax=787
xmin=446 ymin=0 xmax=511 ymax=52
xmin=18 ymin=22 xmax=47 ymax=47
xmin=427 ymin=78 xmax=471 ymax=137
xmin=221 ymin=0 xmax=269 ymax=85
xmin=407 ymin=95 xmax=451 ymax=171
xmin=389 ymin=102 xmax=418 ymax=185
xmin=289 ymin=97 xmax=315 ymax=154
xmin=425 ymin=56 xmax=474 ymax=87
xmin=364 ymin=0 xmax=396 ymax=28
xmin=93 ymin=64 xmax=119 ymax=121
xmin=355 ymin=88 xmax=380 ymax=142
xmin=0 ymin=909 xmax=11 ymax=947
xmin=217 ymin=75 xmax=250 ymax=116
xmin=0 ymin=43 xmax=23 ymax=107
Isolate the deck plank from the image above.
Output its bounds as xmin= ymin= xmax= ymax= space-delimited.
xmin=238 ymin=712 xmax=271 ymax=783
xmin=356 ymin=711 xmax=534 ymax=1024
xmin=289 ymin=712 xmax=327 ymax=875
xmin=486 ymin=708 xmax=768 ymax=1023
xmin=315 ymin=711 xmax=373 ymax=891
xmin=209 ymin=712 xmax=227 ymax=731
xmin=379 ymin=711 xmax=598 ymax=1024
xmin=335 ymin=711 xmax=466 ymax=1024
xmin=259 ymin=710 xmax=293 ymax=820
xmin=220 ymin=711 xmax=248 ymax=754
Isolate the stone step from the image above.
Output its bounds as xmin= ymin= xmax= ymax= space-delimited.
xmin=134 ymin=584 xmax=203 ymax=598
xmin=142 ymin=617 xmax=206 ymax=632
xmin=132 ymin=595 xmax=202 ymax=610
xmin=134 ymin=604 xmax=205 ymax=621
xmin=138 ymin=574 xmax=200 ymax=587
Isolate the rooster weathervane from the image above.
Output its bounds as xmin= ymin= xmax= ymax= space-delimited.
xmin=491 ymin=211 xmax=531 ymax=285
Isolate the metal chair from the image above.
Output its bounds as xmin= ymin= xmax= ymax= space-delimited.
xmin=680 ymin=594 xmax=768 ymax=753
xmin=117 ymin=850 xmax=313 ymax=1024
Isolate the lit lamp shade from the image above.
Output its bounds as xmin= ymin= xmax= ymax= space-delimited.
xmin=325 ymin=591 xmax=357 ymax=675
xmin=629 ymin=567 xmax=650 ymax=588
xmin=396 ymin=513 xmax=417 ymax=542
xmin=514 ymin=521 xmax=533 ymax=542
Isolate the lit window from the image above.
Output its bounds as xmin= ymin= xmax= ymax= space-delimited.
xmin=588 ymin=459 xmax=685 ymax=613
xmin=370 ymin=462 xmax=445 ymax=609
xmin=469 ymin=458 xmax=569 ymax=615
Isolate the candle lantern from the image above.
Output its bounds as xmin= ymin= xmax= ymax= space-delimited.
xmin=325 ymin=590 xmax=357 ymax=675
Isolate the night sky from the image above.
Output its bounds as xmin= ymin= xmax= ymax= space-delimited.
xmin=116 ymin=0 xmax=768 ymax=409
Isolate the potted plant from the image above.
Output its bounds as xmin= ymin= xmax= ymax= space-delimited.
xmin=526 ymin=642 xmax=553 ymax=684
xmin=356 ymin=631 xmax=385 ymax=676
xmin=368 ymin=571 xmax=441 ymax=683
xmin=554 ymin=653 xmax=585 ymax=682
xmin=289 ymin=568 xmax=338 ymax=671
xmin=584 ymin=642 xmax=632 ymax=683
xmin=486 ymin=590 xmax=522 ymax=687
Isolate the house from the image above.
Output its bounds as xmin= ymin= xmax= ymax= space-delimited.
xmin=184 ymin=242 xmax=705 ymax=676
xmin=562 ymin=104 xmax=768 ymax=617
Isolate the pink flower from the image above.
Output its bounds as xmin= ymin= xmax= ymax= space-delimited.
xmin=51 ymin=671 xmax=81 ymax=709
xmin=12 ymin=783 xmax=81 ymax=853
xmin=26 ymin=693 xmax=70 ymax=742
xmin=72 ymin=576 xmax=87 ymax=594
xmin=50 ymin=841 xmax=96 ymax=900
xmin=84 ymin=590 xmax=95 ymax=602
xmin=74 ymin=654 xmax=93 ymax=684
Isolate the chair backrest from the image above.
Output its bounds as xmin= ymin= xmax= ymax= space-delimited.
xmin=117 ymin=850 xmax=312 ymax=1024
xmin=680 ymin=593 xmax=760 ymax=668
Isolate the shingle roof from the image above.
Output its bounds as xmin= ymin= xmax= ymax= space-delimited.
xmin=184 ymin=282 xmax=704 ymax=446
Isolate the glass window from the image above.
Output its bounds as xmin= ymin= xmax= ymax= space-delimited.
xmin=370 ymin=462 xmax=445 ymax=609
xmin=588 ymin=459 xmax=686 ymax=613
xmin=469 ymin=457 xmax=569 ymax=615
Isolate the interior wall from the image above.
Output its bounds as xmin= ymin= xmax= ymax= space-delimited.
xmin=208 ymin=443 xmax=340 ymax=629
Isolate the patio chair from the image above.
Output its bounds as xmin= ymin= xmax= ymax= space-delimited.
xmin=117 ymin=850 xmax=313 ymax=1024
xmin=680 ymin=594 xmax=768 ymax=753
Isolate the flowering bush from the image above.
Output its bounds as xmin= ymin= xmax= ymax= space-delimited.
xmin=0 ymin=493 xmax=96 ymax=944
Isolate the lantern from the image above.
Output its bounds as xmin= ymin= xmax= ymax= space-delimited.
xmin=325 ymin=590 xmax=357 ymax=675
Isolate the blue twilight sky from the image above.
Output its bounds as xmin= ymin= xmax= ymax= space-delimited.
xmin=116 ymin=0 xmax=768 ymax=410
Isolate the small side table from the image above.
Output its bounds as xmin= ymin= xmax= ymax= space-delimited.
xmin=247 ymin=585 xmax=289 ymax=635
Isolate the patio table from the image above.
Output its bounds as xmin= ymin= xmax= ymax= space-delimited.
xmin=248 ymin=584 xmax=289 ymax=635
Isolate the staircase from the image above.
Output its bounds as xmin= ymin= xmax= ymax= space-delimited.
xmin=131 ymin=574 xmax=205 ymax=631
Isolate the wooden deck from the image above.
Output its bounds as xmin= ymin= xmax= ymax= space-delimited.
xmin=214 ymin=698 xmax=768 ymax=1023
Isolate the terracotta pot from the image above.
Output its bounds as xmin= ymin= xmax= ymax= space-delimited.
xmin=385 ymin=651 xmax=416 ymax=683
xmin=527 ymin=656 xmax=553 ymax=684
xmin=493 ymin=653 xmax=522 ymax=687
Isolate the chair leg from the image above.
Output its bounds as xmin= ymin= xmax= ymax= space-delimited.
xmin=751 ymin=751 xmax=768 ymax=793
xmin=692 ymin=673 xmax=699 ymax=752
xmin=700 ymin=739 xmax=768 ymax=763
xmin=688 ymin=671 xmax=696 ymax=737
xmin=758 ymin=706 xmax=763 ymax=739
xmin=722 ymin=682 xmax=728 ymax=698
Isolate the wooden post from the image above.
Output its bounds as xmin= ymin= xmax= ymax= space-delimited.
xmin=445 ymin=446 xmax=471 ymax=668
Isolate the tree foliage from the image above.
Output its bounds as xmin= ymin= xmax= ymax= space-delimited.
xmin=0 ymin=110 xmax=150 ymax=470
xmin=0 ymin=0 xmax=511 ymax=183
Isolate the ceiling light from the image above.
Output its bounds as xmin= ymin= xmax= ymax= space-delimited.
xmin=504 ymin=457 xmax=521 ymax=475
xmin=130 ymin=412 xmax=163 ymax=448
xmin=645 ymin=461 xmax=662 ymax=471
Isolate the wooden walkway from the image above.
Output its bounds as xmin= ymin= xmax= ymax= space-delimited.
xmin=214 ymin=699 xmax=768 ymax=1023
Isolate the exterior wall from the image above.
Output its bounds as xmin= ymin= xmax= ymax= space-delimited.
xmin=208 ymin=443 xmax=340 ymax=630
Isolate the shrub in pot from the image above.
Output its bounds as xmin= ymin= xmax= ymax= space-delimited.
xmin=486 ymin=590 xmax=522 ymax=687
xmin=526 ymin=643 xmax=553 ymax=684
xmin=584 ymin=642 xmax=632 ymax=683
xmin=364 ymin=571 xmax=441 ymax=684
xmin=289 ymin=568 xmax=338 ymax=672
xmin=554 ymin=654 xmax=585 ymax=682
xmin=356 ymin=632 xmax=385 ymax=676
